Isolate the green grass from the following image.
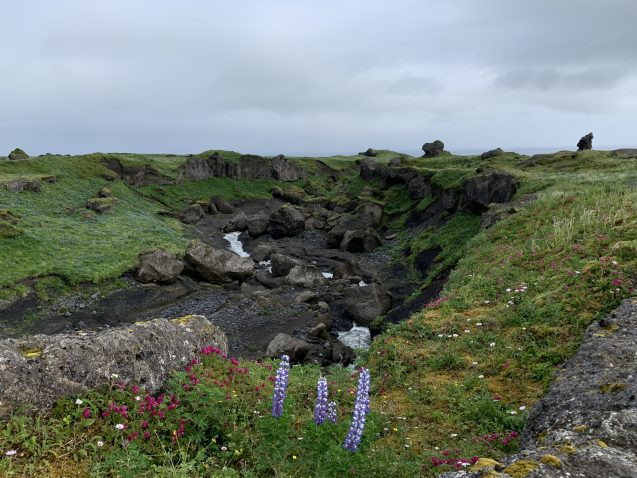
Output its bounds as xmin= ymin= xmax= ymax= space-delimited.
xmin=0 ymin=155 xmax=188 ymax=286
xmin=0 ymin=148 xmax=636 ymax=477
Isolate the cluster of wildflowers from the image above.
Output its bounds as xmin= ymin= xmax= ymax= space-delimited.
xmin=424 ymin=296 xmax=449 ymax=309
xmin=313 ymin=377 xmax=329 ymax=425
xmin=271 ymin=355 xmax=290 ymax=418
xmin=479 ymin=430 xmax=519 ymax=446
xmin=326 ymin=401 xmax=338 ymax=424
xmin=343 ymin=368 xmax=371 ymax=452
xmin=431 ymin=451 xmax=479 ymax=469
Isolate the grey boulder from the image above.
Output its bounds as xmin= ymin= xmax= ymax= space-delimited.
xmin=268 ymin=204 xmax=305 ymax=238
xmin=185 ymin=240 xmax=254 ymax=283
xmin=343 ymin=283 xmax=391 ymax=325
xmin=0 ymin=315 xmax=227 ymax=418
xmin=266 ymin=333 xmax=310 ymax=363
xmin=286 ymin=265 xmax=326 ymax=288
xmin=136 ymin=249 xmax=184 ymax=284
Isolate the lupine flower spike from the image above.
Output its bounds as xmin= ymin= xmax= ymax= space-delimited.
xmin=314 ymin=377 xmax=329 ymax=425
xmin=343 ymin=368 xmax=371 ymax=452
xmin=271 ymin=355 xmax=290 ymax=418
xmin=327 ymin=401 xmax=338 ymax=424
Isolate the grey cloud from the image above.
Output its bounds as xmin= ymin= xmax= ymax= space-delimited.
xmin=1 ymin=0 xmax=636 ymax=156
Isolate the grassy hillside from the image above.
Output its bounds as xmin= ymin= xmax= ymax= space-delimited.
xmin=0 ymin=149 xmax=635 ymax=476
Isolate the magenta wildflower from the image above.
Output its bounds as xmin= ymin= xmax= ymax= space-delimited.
xmin=343 ymin=368 xmax=371 ymax=452
xmin=313 ymin=377 xmax=329 ymax=425
xmin=271 ymin=355 xmax=290 ymax=418
xmin=82 ymin=407 xmax=91 ymax=419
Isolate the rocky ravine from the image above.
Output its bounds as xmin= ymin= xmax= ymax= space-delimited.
xmin=440 ymin=299 xmax=637 ymax=478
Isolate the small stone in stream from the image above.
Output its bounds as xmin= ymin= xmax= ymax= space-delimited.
xmin=136 ymin=249 xmax=184 ymax=284
xmin=270 ymin=253 xmax=301 ymax=277
xmin=246 ymin=213 xmax=269 ymax=237
xmin=331 ymin=341 xmax=355 ymax=366
xmin=251 ymin=244 xmax=275 ymax=262
xmin=309 ymin=323 xmax=329 ymax=340
xmin=210 ymin=196 xmax=234 ymax=214
xmin=286 ymin=265 xmax=326 ymax=288
xmin=317 ymin=301 xmax=329 ymax=314
xmin=265 ymin=333 xmax=310 ymax=363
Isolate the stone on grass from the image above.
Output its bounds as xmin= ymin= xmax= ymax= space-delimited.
xmin=422 ymin=140 xmax=445 ymax=157
xmin=136 ymin=249 xmax=184 ymax=284
xmin=577 ymin=132 xmax=593 ymax=151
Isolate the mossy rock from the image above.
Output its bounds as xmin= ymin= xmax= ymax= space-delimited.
xmin=503 ymin=459 xmax=539 ymax=477
xmin=97 ymin=186 xmax=112 ymax=198
xmin=599 ymin=382 xmax=627 ymax=394
xmin=540 ymin=454 xmax=561 ymax=469
xmin=86 ymin=197 xmax=115 ymax=213
xmin=8 ymin=148 xmax=28 ymax=160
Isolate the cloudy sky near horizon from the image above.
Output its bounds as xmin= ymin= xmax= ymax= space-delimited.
xmin=1 ymin=0 xmax=636 ymax=156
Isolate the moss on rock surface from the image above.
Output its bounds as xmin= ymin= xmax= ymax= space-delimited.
xmin=7 ymin=148 xmax=28 ymax=160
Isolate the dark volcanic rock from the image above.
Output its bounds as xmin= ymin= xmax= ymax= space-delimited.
xmin=0 ymin=316 xmax=227 ymax=417
xmin=343 ymin=283 xmax=391 ymax=325
xmin=360 ymin=148 xmax=377 ymax=157
xmin=268 ymin=204 xmax=305 ymax=238
xmin=388 ymin=157 xmax=402 ymax=167
xmin=224 ymin=212 xmax=248 ymax=232
xmin=359 ymin=158 xmax=378 ymax=180
xmin=182 ymin=152 xmax=307 ymax=182
xmin=266 ymin=333 xmax=310 ymax=363
xmin=422 ymin=140 xmax=445 ymax=157
xmin=271 ymin=253 xmax=302 ymax=277
xmin=480 ymin=147 xmax=504 ymax=160
xmin=210 ymin=196 xmax=235 ymax=214
xmin=86 ymin=197 xmax=114 ymax=213
xmin=246 ymin=213 xmax=269 ymax=237
xmin=136 ymin=249 xmax=184 ymax=284
xmin=461 ymin=172 xmax=518 ymax=212
xmin=180 ymin=204 xmax=205 ymax=224
xmin=340 ymin=228 xmax=382 ymax=253
xmin=185 ymin=240 xmax=254 ymax=283
xmin=577 ymin=132 xmax=593 ymax=151
xmin=286 ymin=265 xmax=326 ymax=288
xmin=439 ymin=299 xmax=637 ymax=478
xmin=407 ymin=175 xmax=431 ymax=199
xmin=7 ymin=148 xmax=28 ymax=160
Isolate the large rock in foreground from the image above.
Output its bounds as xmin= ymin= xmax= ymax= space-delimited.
xmin=439 ymin=299 xmax=637 ymax=478
xmin=136 ymin=249 xmax=184 ymax=284
xmin=7 ymin=148 xmax=28 ymax=160
xmin=0 ymin=316 xmax=227 ymax=417
xmin=185 ymin=240 xmax=254 ymax=283
xmin=577 ymin=132 xmax=593 ymax=151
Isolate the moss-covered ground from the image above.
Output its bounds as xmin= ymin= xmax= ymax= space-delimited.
xmin=0 ymin=148 xmax=635 ymax=476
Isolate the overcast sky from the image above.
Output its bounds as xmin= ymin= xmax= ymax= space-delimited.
xmin=1 ymin=0 xmax=636 ymax=156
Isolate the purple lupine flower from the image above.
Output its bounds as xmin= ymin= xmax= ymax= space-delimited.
xmin=314 ymin=377 xmax=329 ymax=425
xmin=343 ymin=368 xmax=371 ymax=452
xmin=271 ymin=355 xmax=290 ymax=418
xmin=327 ymin=401 xmax=338 ymax=424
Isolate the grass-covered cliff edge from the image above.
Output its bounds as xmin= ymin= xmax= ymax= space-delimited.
xmin=1 ymin=148 xmax=636 ymax=477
